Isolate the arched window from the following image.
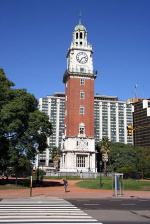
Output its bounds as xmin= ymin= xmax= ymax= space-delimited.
xmin=79 ymin=123 xmax=85 ymax=135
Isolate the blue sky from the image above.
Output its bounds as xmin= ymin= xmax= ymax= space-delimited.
xmin=0 ymin=0 xmax=150 ymax=100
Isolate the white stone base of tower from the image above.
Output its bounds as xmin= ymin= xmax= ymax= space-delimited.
xmin=60 ymin=137 xmax=97 ymax=173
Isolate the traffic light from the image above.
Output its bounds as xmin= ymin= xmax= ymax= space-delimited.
xmin=127 ymin=125 xmax=133 ymax=136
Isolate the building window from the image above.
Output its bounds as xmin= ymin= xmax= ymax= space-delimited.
xmin=80 ymin=42 xmax=82 ymax=45
xmin=76 ymin=33 xmax=78 ymax=39
xmin=79 ymin=123 xmax=85 ymax=135
xmin=80 ymin=67 xmax=84 ymax=72
xmin=77 ymin=155 xmax=85 ymax=167
xmin=80 ymin=91 xmax=85 ymax=99
xmin=64 ymin=155 xmax=65 ymax=163
xmin=79 ymin=127 xmax=84 ymax=135
xmin=80 ymin=32 xmax=83 ymax=39
xmin=80 ymin=106 xmax=84 ymax=115
xmin=80 ymin=78 xmax=85 ymax=85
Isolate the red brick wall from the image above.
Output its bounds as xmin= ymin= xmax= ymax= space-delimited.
xmin=65 ymin=76 xmax=94 ymax=138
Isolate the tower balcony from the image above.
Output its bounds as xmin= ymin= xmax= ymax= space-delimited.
xmin=70 ymin=42 xmax=92 ymax=51
xmin=63 ymin=69 xmax=97 ymax=83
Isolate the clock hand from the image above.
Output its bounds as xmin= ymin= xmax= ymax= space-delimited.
xmin=79 ymin=56 xmax=86 ymax=63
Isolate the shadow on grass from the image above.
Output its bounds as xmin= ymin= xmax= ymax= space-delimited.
xmin=0 ymin=178 xmax=63 ymax=189
xmin=36 ymin=180 xmax=63 ymax=188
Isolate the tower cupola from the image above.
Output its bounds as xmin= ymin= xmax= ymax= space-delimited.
xmin=70 ymin=22 xmax=92 ymax=50
xmin=73 ymin=22 xmax=87 ymax=48
xmin=65 ymin=21 xmax=93 ymax=76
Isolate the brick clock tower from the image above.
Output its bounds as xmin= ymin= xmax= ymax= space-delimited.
xmin=60 ymin=21 xmax=97 ymax=173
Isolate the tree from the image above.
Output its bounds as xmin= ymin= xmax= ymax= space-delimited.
xmin=0 ymin=68 xmax=14 ymax=175
xmin=96 ymin=137 xmax=150 ymax=179
xmin=96 ymin=137 xmax=111 ymax=176
xmin=0 ymin=69 xmax=52 ymax=178
xmin=51 ymin=147 xmax=61 ymax=170
xmin=0 ymin=136 xmax=9 ymax=176
xmin=110 ymin=143 xmax=138 ymax=178
xmin=135 ymin=146 xmax=150 ymax=179
xmin=0 ymin=68 xmax=14 ymax=110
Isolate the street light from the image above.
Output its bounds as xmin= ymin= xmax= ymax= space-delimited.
xmin=99 ymin=161 xmax=103 ymax=188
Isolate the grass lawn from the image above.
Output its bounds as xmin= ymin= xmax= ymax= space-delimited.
xmin=44 ymin=176 xmax=81 ymax=180
xmin=76 ymin=177 xmax=150 ymax=191
xmin=0 ymin=176 xmax=150 ymax=191
xmin=0 ymin=184 xmax=27 ymax=190
xmin=0 ymin=178 xmax=30 ymax=189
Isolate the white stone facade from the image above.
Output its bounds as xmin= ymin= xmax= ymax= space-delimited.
xmin=60 ymin=137 xmax=96 ymax=172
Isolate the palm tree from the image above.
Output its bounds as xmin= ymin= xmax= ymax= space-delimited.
xmin=51 ymin=147 xmax=61 ymax=170
xmin=100 ymin=137 xmax=111 ymax=176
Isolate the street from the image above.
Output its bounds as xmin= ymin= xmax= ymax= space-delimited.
xmin=0 ymin=197 xmax=103 ymax=224
xmin=0 ymin=197 xmax=149 ymax=224
xmin=67 ymin=198 xmax=150 ymax=224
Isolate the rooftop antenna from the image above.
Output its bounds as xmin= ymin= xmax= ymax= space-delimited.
xmin=134 ymin=84 xmax=138 ymax=98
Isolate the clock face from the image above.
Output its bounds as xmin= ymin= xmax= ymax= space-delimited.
xmin=76 ymin=52 xmax=88 ymax=64
xmin=79 ymin=139 xmax=88 ymax=150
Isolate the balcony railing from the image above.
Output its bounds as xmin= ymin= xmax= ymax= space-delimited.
xmin=63 ymin=69 xmax=97 ymax=83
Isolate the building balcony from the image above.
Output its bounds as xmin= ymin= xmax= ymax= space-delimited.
xmin=63 ymin=69 xmax=97 ymax=83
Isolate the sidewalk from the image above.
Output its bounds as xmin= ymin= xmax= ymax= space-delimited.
xmin=0 ymin=179 xmax=150 ymax=199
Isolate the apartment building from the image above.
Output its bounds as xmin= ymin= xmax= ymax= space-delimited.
xmin=38 ymin=93 xmax=133 ymax=167
xmin=133 ymin=99 xmax=150 ymax=147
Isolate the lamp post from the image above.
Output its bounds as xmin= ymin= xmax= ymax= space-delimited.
xmin=30 ymin=165 xmax=33 ymax=197
xmin=99 ymin=161 xmax=103 ymax=188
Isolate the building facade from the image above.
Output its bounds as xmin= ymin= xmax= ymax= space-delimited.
xmin=94 ymin=95 xmax=133 ymax=144
xmin=38 ymin=93 xmax=133 ymax=168
xmin=133 ymin=99 xmax=150 ymax=147
xmin=38 ymin=93 xmax=65 ymax=167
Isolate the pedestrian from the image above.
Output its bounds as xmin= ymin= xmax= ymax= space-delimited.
xmin=63 ymin=179 xmax=68 ymax=192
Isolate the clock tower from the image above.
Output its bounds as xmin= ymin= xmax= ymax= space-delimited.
xmin=60 ymin=21 xmax=97 ymax=173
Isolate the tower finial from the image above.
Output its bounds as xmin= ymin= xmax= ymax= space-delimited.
xmin=79 ymin=11 xmax=82 ymax=24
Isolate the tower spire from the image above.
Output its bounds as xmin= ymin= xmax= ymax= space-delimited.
xmin=79 ymin=11 xmax=82 ymax=24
